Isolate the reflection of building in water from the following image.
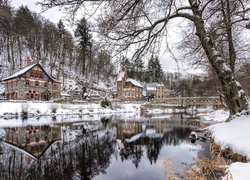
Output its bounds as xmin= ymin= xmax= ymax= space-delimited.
xmin=116 ymin=119 xmax=203 ymax=142
xmin=4 ymin=125 xmax=61 ymax=159
xmin=116 ymin=121 xmax=143 ymax=139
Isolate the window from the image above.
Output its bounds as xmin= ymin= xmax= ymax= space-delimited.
xmin=26 ymin=80 xmax=30 ymax=85
xmin=44 ymin=82 xmax=48 ymax=87
xmin=53 ymin=85 xmax=57 ymax=90
xmin=39 ymin=73 xmax=44 ymax=79
xmin=35 ymin=81 xmax=39 ymax=86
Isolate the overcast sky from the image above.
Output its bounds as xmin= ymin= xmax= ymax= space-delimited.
xmin=11 ymin=0 xmax=199 ymax=74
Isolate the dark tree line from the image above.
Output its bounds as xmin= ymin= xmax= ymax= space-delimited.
xmin=120 ymin=55 xmax=164 ymax=83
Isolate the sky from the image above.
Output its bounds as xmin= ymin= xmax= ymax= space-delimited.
xmin=10 ymin=0 xmax=201 ymax=74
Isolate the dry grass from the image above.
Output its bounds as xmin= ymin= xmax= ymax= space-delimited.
xmin=183 ymin=158 xmax=228 ymax=180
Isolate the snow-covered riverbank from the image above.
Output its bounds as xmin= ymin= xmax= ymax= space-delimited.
xmin=209 ymin=109 xmax=250 ymax=180
xmin=0 ymin=101 xmax=142 ymax=119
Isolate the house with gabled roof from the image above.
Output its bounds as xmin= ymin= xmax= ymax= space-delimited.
xmin=1 ymin=62 xmax=61 ymax=100
xmin=146 ymin=83 xmax=171 ymax=100
xmin=116 ymin=70 xmax=143 ymax=101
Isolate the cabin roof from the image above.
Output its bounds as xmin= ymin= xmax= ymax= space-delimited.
xmin=2 ymin=63 xmax=60 ymax=83
xmin=126 ymin=78 xmax=143 ymax=88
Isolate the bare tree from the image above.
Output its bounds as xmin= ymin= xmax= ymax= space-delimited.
xmin=38 ymin=0 xmax=250 ymax=116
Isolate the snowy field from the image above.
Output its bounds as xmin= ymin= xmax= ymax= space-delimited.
xmin=0 ymin=101 xmax=142 ymax=118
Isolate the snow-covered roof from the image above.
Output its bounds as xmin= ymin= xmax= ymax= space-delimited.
xmin=156 ymin=83 xmax=164 ymax=87
xmin=2 ymin=63 xmax=60 ymax=83
xmin=126 ymin=78 xmax=143 ymax=88
xmin=2 ymin=63 xmax=37 ymax=81
xmin=117 ymin=71 xmax=126 ymax=81
xmin=147 ymin=86 xmax=156 ymax=91
xmin=61 ymin=93 xmax=71 ymax=97
xmin=146 ymin=83 xmax=158 ymax=91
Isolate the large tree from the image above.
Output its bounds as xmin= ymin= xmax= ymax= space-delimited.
xmin=74 ymin=17 xmax=92 ymax=76
xmin=39 ymin=0 xmax=250 ymax=116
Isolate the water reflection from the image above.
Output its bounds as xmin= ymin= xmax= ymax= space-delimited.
xmin=4 ymin=125 xmax=61 ymax=159
xmin=0 ymin=116 xmax=207 ymax=180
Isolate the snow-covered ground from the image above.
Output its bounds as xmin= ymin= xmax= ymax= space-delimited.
xmin=196 ymin=106 xmax=229 ymax=122
xmin=209 ymin=109 xmax=250 ymax=180
xmin=223 ymin=162 xmax=250 ymax=180
xmin=0 ymin=101 xmax=142 ymax=119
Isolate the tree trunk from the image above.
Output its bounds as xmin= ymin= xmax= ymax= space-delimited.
xmin=17 ymin=36 xmax=22 ymax=68
xmin=221 ymin=0 xmax=236 ymax=74
xmin=189 ymin=0 xmax=249 ymax=115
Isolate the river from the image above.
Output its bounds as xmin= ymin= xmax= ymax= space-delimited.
xmin=0 ymin=113 xmax=210 ymax=179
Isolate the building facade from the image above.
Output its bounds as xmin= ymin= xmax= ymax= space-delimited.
xmin=116 ymin=71 xmax=143 ymax=100
xmin=2 ymin=63 xmax=61 ymax=100
xmin=146 ymin=83 xmax=171 ymax=100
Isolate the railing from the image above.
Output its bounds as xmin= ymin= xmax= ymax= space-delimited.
xmin=157 ymin=96 xmax=221 ymax=106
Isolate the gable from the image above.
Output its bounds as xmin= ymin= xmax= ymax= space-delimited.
xmin=2 ymin=63 xmax=60 ymax=83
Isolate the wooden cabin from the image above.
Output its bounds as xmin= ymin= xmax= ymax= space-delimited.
xmin=2 ymin=63 xmax=61 ymax=101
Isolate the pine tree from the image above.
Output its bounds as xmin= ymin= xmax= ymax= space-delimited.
xmin=147 ymin=56 xmax=163 ymax=83
xmin=74 ymin=17 xmax=92 ymax=76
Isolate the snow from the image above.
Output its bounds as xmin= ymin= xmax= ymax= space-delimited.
xmin=0 ymin=101 xmax=142 ymax=120
xmin=117 ymin=71 xmax=126 ymax=81
xmin=126 ymin=133 xmax=142 ymax=143
xmin=222 ymin=63 xmax=232 ymax=72
xmin=0 ymin=83 xmax=4 ymax=94
xmin=1 ymin=63 xmax=60 ymax=83
xmin=198 ymin=108 xmax=229 ymax=122
xmin=210 ymin=114 xmax=250 ymax=160
xmin=2 ymin=63 xmax=37 ymax=81
xmin=210 ymin=110 xmax=250 ymax=180
xmin=125 ymin=78 xmax=143 ymax=88
xmin=223 ymin=162 xmax=250 ymax=180
xmin=0 ymin=127 xmax=5 ymax=138
xmin=1 ymin=98 xmax=250 ymax=179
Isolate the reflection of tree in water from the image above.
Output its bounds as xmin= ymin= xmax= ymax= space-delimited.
xmin=120 ymin=127 xmax=191 ymax=166
xmin=75 ymin=134 xmax=115 ymax=180
xmin=119 ymin=142 xmax=143 ymax=168
xmin=163 ymin=127 xmax=191 ymax=146
xmin=0 ymin=132 xmax=115 ymax=180
xmin=146 ymin=138 xmax=162 ymax=164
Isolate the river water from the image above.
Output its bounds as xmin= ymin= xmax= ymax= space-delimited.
xmin=0 ymin=113 xmax=210 ymax=179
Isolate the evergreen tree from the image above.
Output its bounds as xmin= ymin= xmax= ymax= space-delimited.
xmin=133 ymin=58 xmax=144 ymax=81
xmin=154 ymin=56 xmax=163 ymax=82
xmin=147 ymin=56 xmax=163 ymax=83
xmin=74 ymin=17 xmax=92 ymax=76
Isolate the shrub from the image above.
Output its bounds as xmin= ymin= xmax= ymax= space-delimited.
xmin=50 ymin=104 xmax=58 ymax=113
xmin=21 ymin=103 xmax=29 ymax=119
xmin=100 ymin=98 xmax=111 ymax=108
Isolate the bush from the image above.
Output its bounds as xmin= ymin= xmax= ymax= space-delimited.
xmin=101 ymin=98 xmax=111 ymax=108
xmin=50 ymin=104 xmax=58 ymax=113
xmin=21 ymin=103 xmax=29 ymax=119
